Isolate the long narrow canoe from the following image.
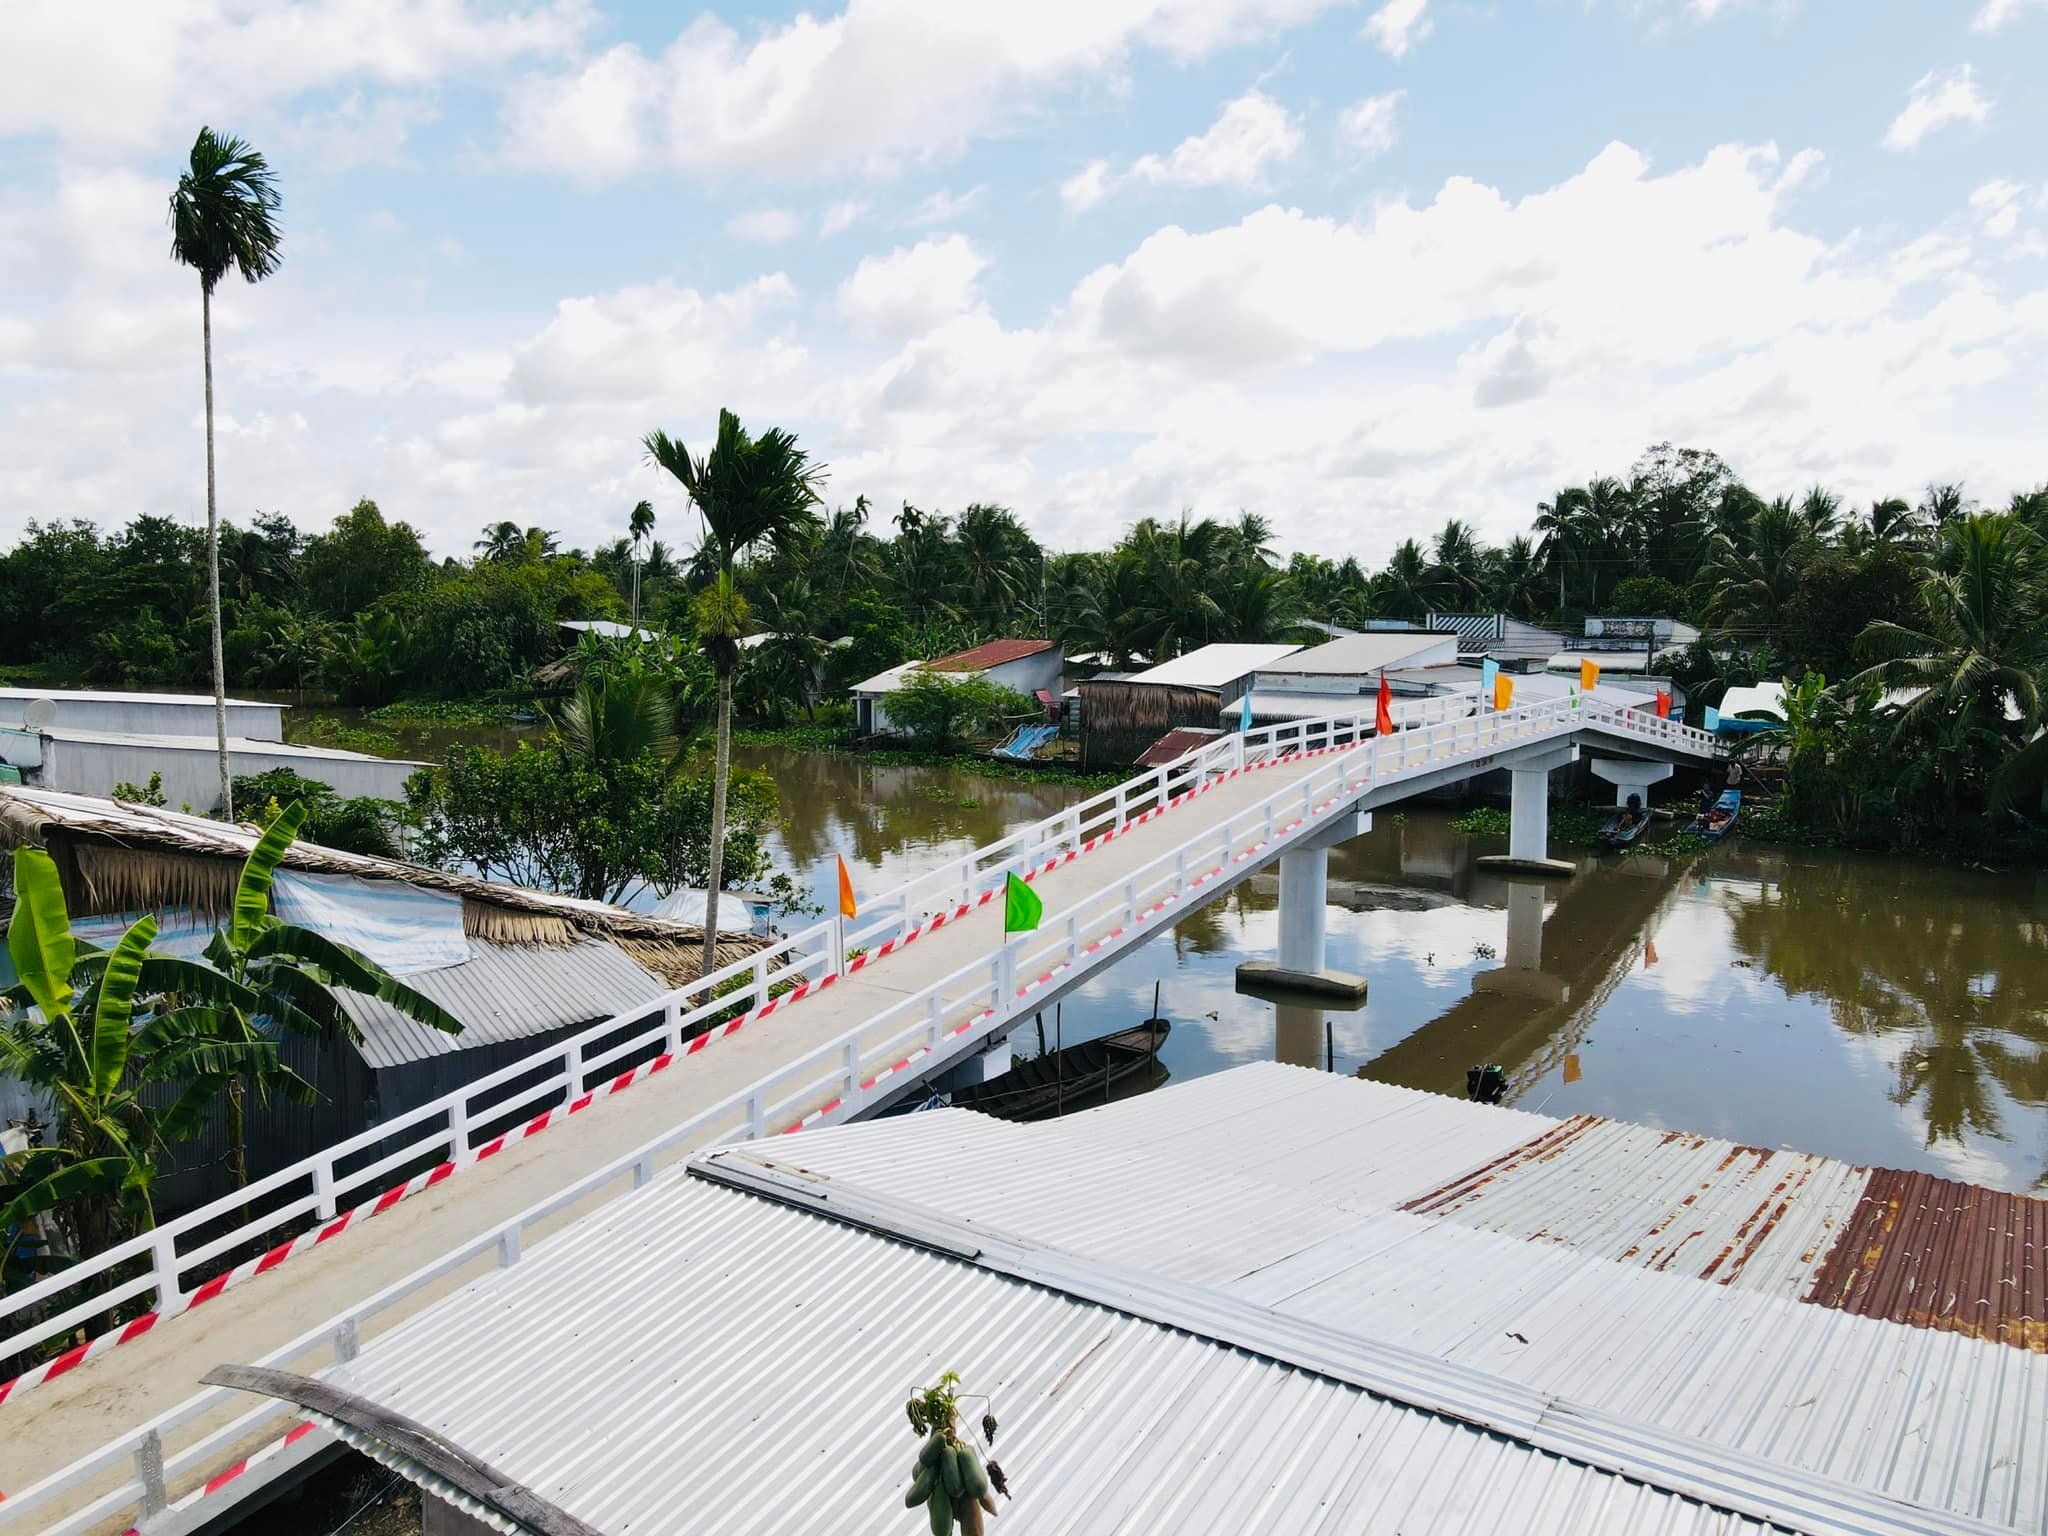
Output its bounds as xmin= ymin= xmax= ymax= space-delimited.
xmin=950 ymin=1020 xmax=1171 ymax=1121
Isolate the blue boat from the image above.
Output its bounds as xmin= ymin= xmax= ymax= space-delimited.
xmin=1688 ymin=788 xmax=1741 ymax=843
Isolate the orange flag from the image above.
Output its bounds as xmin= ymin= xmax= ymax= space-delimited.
xmin=1645 ymin=937 xmax=1660 ymax=967
xmin=1492 ymin=673 xmax=1513 ymax=711
xmin=1655 ymin=690 xmax=1671 ymax=719
xmin=1579 ymin=658 xmax=1599 ymax=692
xmin=1375 ymin=673 xmax=1394 ymax=736
xmin=836 ymin=854 xmax=858 ymax=919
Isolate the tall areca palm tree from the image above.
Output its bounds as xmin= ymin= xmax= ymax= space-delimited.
xmin=646 ymin=411 xmax=823 ymax=969
xmin=627 ymin=499 xmax=656 ymax=621
xmin=169 ymin=127 xmax=282 ymax=820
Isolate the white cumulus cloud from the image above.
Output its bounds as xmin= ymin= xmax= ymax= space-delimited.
xmin=499 ymin=0 xmax=1343 ymax=184
xmin=726 ymin=206 xmax=803 ymax=243
xmin=1338 ymin=91 xmax=1404 ymax=159
xmin=836 ymin=234 xmax=989 ymax=340
xmin=1884 ymin=66 xmax=1993 ymax=151
xmin=1063 ymin=91 xmax=1302 ymax=215
xmin=1364 ymin=0 xmax=1431 ymax=58
xmin=1972 ymin=0 xmax=2045 ymax=31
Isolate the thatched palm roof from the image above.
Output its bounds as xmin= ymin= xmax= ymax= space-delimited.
xmin=0 ymin=784 xmax=765 ymax=986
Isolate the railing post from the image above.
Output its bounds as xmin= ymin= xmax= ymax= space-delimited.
xmin=1066 ymin=913 xmax=1081 ymax=962
xmin=1113 ymin=784 xmax=1128 ymax=831
xmin=497 ymin=1228 xmax=522 ymax=1268
xmin=135 ymin=1428 xmax=168 ymax=1521
xmin=926 ymin=995 xmax=944 ymax=1049
xmin=1174 ymin=850 xmax=1187 ymax=891
xmin=150 ymin=1230 xmax=181 ymax=1311
xmin=1232 ymin=731 xmax=1245 ymax=771
xmin=752 ymin=950 xmax=770 ymax=1009
xmin=663 ymin=998 xmax=684 ymax=1055
xmin=449 ymin=1096 xmax=472 ymax=1165
xmin=747 ymin=1092 xmax=767 ymax=1139
xmin=842 ymin=1040 xmax=862 ymax=1098
xmin=997 ymin=943 xmax=1018 ymax=1000
xmin=830 ymin=914 xmax=846 ymax=979
xmin=1155 ymin=764 xmax=1170 ymax=809
xmin=312 ymin=1161 xmax=337 ymax=1221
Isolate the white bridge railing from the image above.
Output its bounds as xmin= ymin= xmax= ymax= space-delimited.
xmin=0 ymin=693 xmax=1716 ymax=1534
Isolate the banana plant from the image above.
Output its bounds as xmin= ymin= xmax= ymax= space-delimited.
xmin=197 ymin=802 xmax=463 ymax=1188
xmin=2 ymin=847 xmax=257 ymax=1267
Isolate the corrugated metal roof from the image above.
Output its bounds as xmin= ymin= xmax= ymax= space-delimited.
xmin=0 ymin=686 xmax=276 ymax=707
xmin=1135 ymin=726 xmax=1222 ymax=766
xmin=326 ymin=1172 xmax=1796 ymax=1536
xmin=1399 ymin=1116 xmax=1874 ymax=1302
xmin=1256 ymin=632 xmax=1459 ymax=676
xmin=1123 ymin=643 xmax=1302 ymax=689
xmin=763 ymin=1065 xmax=2048 ymax=1533
xmin=926 ymin=637 xmax=1056 ymax=672
xmin=338 ymin=938 xmax=667 ymax=1068
xmin=27 ymin=726 xmax=423 ymax=765
xmin=1807 ymin=1168 xmax=2048 ymax=1353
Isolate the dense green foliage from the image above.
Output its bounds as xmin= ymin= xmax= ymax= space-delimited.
xmin=887 ymin=673 xmax=1034 ymax=750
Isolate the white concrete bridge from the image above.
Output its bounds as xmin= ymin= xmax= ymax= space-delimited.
xmin=0 ymin=694 xmax=1720 ymax=1535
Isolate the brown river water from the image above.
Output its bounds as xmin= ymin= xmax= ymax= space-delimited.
xmin=299 ymin=718 xmax=2048 ymax=1194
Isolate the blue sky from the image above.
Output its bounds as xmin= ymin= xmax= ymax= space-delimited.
xmin=1 ymin=0 xmax=2043 ymax=564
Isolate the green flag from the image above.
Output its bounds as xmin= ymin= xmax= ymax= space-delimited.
xmin=1003 ymin=871 xmax=1042 ymax=934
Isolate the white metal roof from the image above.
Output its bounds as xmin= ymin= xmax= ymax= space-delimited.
xmin=0 ymin=686 xmax=279 ymax=708
xmin=337 ymin=938 xmax=668 ymax=1068
xmin=15 ymin=725 xmax=424 ymax=765
xmin=309 ymin=1062 xmax=2038 ymax=1536
xmin=557 ymin=619 xmax=660 ymax=640
xmin=1255 ymin=631 xmax=1458 ymax=677
xmin=757 ymin=1066 xmax=2048 ymax=1536
xmin=850 ymin=659 xmax=920 ymax=695
xmin=1720 ymin=682 xmax=1788 ymax=720
xmin=325 ymin=1168 xmax=1794 ymax=1536
xmin=1122 ymin=642 xmax=1302 ymax=690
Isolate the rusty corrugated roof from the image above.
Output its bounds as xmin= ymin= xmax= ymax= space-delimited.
xmin=923 ymin=637 xmax=1054 ymax=672
xmin=1136 ymin=726 xmax=1223 ymax=766
xmin=1804 ymin=1166 xmax=2048 ymax=1352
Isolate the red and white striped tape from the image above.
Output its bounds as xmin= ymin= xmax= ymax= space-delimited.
xmin=0 ymin=748 xmax=1325 ymax=1410
xmin=115 ymin=1419 xmax=319 ymax=1536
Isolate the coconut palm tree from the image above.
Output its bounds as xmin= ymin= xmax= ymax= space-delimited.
xmin=646 ymin=411 xmax=824 ymax=969
xmin=1856 ymin=514 xmax=2048 ymax=819
xmin=1534 ymin=486 xmax=1590 ymax=612
xmin=168 ymin=127 xmax=283 ymax=821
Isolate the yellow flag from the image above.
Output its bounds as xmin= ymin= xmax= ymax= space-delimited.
xmin=1492 ymin=673 xmax=1513 ymax=711
xmin=837 ymin=855 xmax=858 ymax=919
xmin=1580 ymin=658 xmax=1599 ymax=692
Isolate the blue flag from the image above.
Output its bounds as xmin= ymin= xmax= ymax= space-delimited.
xmin=1239 ymin=691 xmax=1254 ymax=732
xmin=1704 ymin=705 xmax=1721 ymax=732
xmin=1480 ymin=657 xmax=1499 ymax=705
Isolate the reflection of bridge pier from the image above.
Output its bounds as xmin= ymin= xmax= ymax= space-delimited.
xmin=1362 ymin=856 xmax=1691 ymax=1099
xmin=1471 ymin=877 xmax=1569 ymax=1004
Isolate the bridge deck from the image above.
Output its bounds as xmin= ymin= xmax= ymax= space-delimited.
xmin=5 ymin=751 xmax=1335 ymax=1524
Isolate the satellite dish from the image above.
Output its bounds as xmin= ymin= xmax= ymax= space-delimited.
xmin=20 ymin=697 xmax=56 ymax=729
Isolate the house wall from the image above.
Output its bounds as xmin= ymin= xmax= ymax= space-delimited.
xmin=981 ymin=651 xmax=1064 ymax=701
xmin=0 ymin=696 xmax=284 ymax=740
xmin=31 ymin=737 xmax=420 ymax=811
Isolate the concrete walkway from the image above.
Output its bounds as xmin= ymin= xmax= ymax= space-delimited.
xmin=3 ymin=753 xmax=1330 ymax=1528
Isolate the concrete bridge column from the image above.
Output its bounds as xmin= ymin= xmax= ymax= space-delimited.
xmin=1590 ymin=757 xmax=1674 ymax=806
xmin=1476 ymin=745 xmax=1577 ymax=879
xmin=1235 ymin=809 xmax=1370 ymax=1000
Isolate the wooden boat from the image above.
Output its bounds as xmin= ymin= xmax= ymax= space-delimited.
xmin=950 ymin=1020 xmax=1170 ymax=1121
xmin=1688 ymin=788 xmax=1741 ymax=843
xmin=1594 ymin=806 xmax=1650 ymax=849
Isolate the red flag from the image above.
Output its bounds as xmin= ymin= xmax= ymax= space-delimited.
xmin=1655 ymin=690 xmax=1671 ymax=719
xmin=1375 ymin=673 xmax=1394 ymax=736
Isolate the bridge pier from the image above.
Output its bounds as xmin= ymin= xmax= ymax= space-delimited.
xmin=1589 ymin=757 xmax=1674 ymax=806
xmin=1475 ymin=746 xmax=1577 ymax=878
xmin=1236 ymin=811 xmax=1370 ymax=1000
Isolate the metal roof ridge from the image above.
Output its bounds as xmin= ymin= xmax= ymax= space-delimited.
xmin=691 ymin=1146 xmax=2015 ymax=1536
